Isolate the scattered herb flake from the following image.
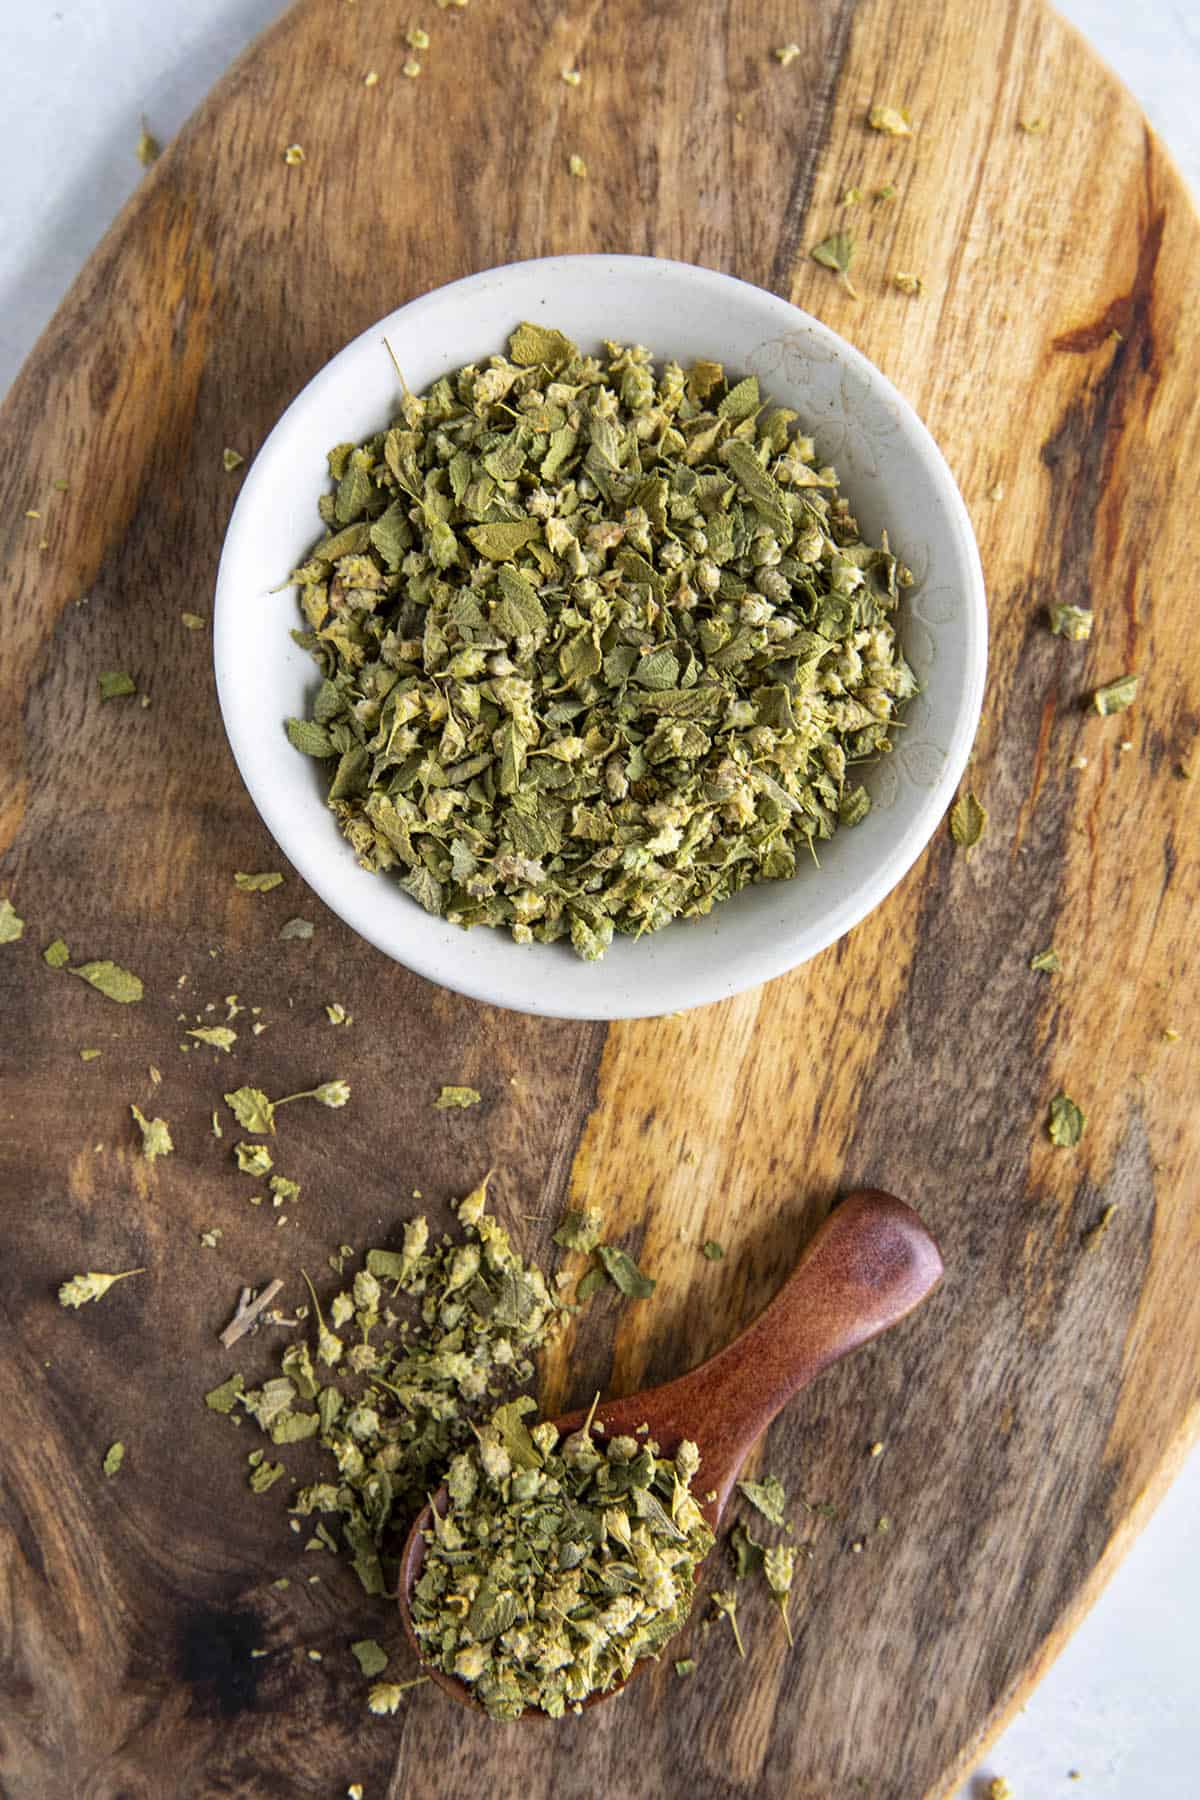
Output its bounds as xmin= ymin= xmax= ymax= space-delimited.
xmin=283 ymin=145 xmax=305 ymax=166
xmin=434 ymin=1085 xmax=482 ymax=1109
xmin=737 ymin=1473 xmax=787 ymax=1527
xmin=811 ymin=232 xmax=858 ymax=296
xmin=325 ymin=1002 xmax=352 ymax=1025
xmin=1029 ymin=949 xmax=1061 ymax=974
xmin=135 ymin=121 xmax=161 ymax=166
xmin=225 ymin=1086 xmax=276 ymax=1133
xmin=1092 ymin=674 xmax=1138 ymax=716
xmin=675 ymin=1658 xmax=696 ymax=1677
xmin=568 ymin=153 xmax=587 ymax=178
xmin=69 ymin=960 xmax=143 ymax=1003
xmin=595 ymin=1243 xmax=655 ymax=1299
xmin=949 ymin=791 xmax=987 ymax=854
xmin=702 ymin=1239 xmax=724 ymax=1261
xmin=0 ymin=898 xmax=24 ymax=943
xmin=1047 ymin=1092 xmax=1086 ymax=1148
xmin=234 ymin=871 xmax=284 ymax=893
xmin=1048 ymin=604 xmax=1093 ymax=640
xmin=249 ymin=1458 xmax=287 ymax=1493
xmin=98 ymin=671 xmax=137 ymax=702
xmin=561 ymin=66 xmax=582 ymax=85
xmin=552 ymin=1207 xmax=603 ymax=1253
xmin=763 ymin=1544 xmax=797 ymax=1646
xmin=236 ymin=1141 xmax=274 ymax=1176
xmin=868 ymin=103 xmax=912 ymax=135
xmin=774 ymin=43 xmax=801 ymax=65
xmin=223 ymin=447 xmax=245 ymax=471
xmin=58 ymin=1268 xmax=146 ymax=1308
xmin=43 ymin=937 xmax=70 ymax=967
xmin=280 ymin=917 xmax=316 ymax=940
xmin=575 ymin=1265 xmax=608 ymax=1303
xmin=130 ymin=1104 xmax=173 ymax=1161
xmin=710 ymin=1590 xmax=745 ymax=1658
xmin=103 ymin=1442 xmax=126 ymax=1478
xmin=80 ymin=1048 xmax=102 ymax=1062
xmin=729 ymin=1520 xmax=765 ymax=1579
xmin=188 ymin=1025 xmax=237 ymax=1051
xmin=368 ymin=1678 xmax=428 ymax=1713
xmin=351 ymin=1639 xmax=389 ymax=1677
xmin=181 ymin=612 xmax=206 ymax=630
xmin=892 ymin=272 xmax=923 ymax=296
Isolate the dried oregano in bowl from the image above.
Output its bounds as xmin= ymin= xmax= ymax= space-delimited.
xmin=284 ymin=324 xmax=916 ymax=961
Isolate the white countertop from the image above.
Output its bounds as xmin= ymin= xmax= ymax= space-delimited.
xmin=2 ymin=5 xmax=1197 ymax=1795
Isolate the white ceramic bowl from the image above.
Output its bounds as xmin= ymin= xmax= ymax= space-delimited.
xmin=214 ymin=255 xmax=986 ymax=1020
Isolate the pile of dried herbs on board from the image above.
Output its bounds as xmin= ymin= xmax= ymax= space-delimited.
xmin=283 ymin=323 xmax=916 ymax=959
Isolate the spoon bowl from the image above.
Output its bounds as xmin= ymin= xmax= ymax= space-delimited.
xmin=398 ymin=1188 xmax=943 ymax=1715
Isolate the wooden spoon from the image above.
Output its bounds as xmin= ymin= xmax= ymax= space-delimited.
xmin=397 ymin=1188 xmax=943 ymax=1714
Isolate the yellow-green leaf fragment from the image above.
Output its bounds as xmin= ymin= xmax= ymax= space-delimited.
xmin=773 ymin=43 xmax=801 ymax=66
xmin=97 ymin=671 xmax=137 ymax=702
xmin=811 ymin=233 xmax=857 ymax=295
xmin=286 ymin=717 xmax=334 ymax=756
xmin=737 ymin=1473 xmax=787 ymax=1526
xmin=58 ymin=1268 xmax=145 ymax=1308
xmin=249 ymin=1458 xmax=287 ymax=1493
xmin=893 ymin=272 xmax=923 ymax=296
xmin=710 ymin=1590 xmax=745 ymax=1658
xmin=236 ymin=1141 xmax=274 ymax=1176
xmin=223 ymin=447 xmax=246 ymax=471
xmin=280 ymin=917 xmax=315 ymax=940
xmin=949 ymin=791 xmax=987 ymax=854
xmin=325 ymin=1003 xmax=352 ymax=1026
xmin=352 ymin=1639 xmax=389 ymax=1677
xmin=507 ymin=323 xmax=578 ymax=372
xmin=868 ymin=103 xmax=912 ymax=135
xmin=1047 ymin=1092 xmax=1086 ymax=1147
xmin=234 ymin=871 xmax=284 ymax=893
xmin=553 ymin=1207 xmax=602 ymax=1253
xmin=434 ymin=1085 xmax=482 ymax=1109
xmin=103 ymin=1442 xmax=126 ymax=1478
xmin=70 ymin=960 xmax=144 ymax=1002
xmin=702 ymin=1239 xmax=724 ymax=1261
xmin=81 ymin=1048 xmax=102 ymax=1061
xmin=43 ymin=937 xmax=70 ymax=967
xmin=1092 ymin=674 xmax=1138 ymax=715
xmin=181 ymin=612 xmax=206 ymax=630
xmin=595 ymin=1243 xmax=655 ymax=1299
xmin=188 ymin=1026 xmax=237 ymax=1052
xmin=1048 ymin=604 xmax=1093 ymax=640
xmin=567 ymin=153 xmax=588 ymax=179
xmin=675 ymin=1658 xmax=696 ymax=1677
xmin=0 ymin=898 xmax=26 ymax=943
xmin=131 ymin=1104 xmax=173 ymax=1161
xmin=205 ymin=1373 xmax=245 ymax=1413
xmin=135 ymin=122 xmax=161 ymax=166
xmin=763 ymin=1544 xmax=797 ymax=1646
xmin=225 ymin=1086 xmax=276 ymax=1133
xmin=367 ymin=1678 xmax=427 ymax=1714
xmin=575 ymin=1265 xmax=608 ymax=1303
xmin=1030 ymin=949 xmax=1061 ymax=974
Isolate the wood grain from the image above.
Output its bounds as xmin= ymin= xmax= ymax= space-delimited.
xmin=1 ymin=2 xmax=1198 ymax=1797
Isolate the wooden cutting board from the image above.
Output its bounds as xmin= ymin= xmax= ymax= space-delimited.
xmin=1 ymin=2 xmax=1198 ymax=1795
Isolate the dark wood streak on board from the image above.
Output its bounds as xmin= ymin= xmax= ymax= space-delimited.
xmin=0 ymin=3 xmax=1199 ymax=1798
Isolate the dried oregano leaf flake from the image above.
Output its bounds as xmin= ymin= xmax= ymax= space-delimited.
xmin=282 ymin=324 xmax=916 ymax=962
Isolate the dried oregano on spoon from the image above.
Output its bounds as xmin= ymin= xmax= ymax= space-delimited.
xmin=410 ymin=1406 xmax=714 ymax=1718
xmin=285 ymin=324 xmax=916 ymax=959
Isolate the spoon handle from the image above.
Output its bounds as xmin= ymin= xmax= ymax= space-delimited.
xmin=615 ymin=1190 xmax=943 ymax=1514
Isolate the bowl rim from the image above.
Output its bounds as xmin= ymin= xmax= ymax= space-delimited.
xmin=214 ymin=253 xmax=987 ymax=1019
